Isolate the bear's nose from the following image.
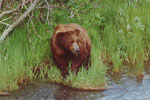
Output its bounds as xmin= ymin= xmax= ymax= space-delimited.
xmin=73 ymin=42 xmax=80 ymax=56
xmin=75 ymin=48 xmax=80 ymax=56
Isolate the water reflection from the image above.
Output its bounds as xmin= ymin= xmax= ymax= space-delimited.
xmin=54 ymin=85 xmax=104 ymax=100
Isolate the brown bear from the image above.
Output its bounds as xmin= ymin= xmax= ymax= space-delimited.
xmin=50 ymin=23 xmax=91 ymax=78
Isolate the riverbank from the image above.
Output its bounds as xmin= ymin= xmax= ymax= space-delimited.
xmin=1 ymin=70 xmax=150 ymax=100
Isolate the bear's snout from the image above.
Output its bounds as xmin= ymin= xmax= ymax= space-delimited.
xmin=73 ymin=42 xmax=80 ymax=56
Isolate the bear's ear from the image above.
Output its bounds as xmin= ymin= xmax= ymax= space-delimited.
xmin=75 ymin=28 xmax=81 ymax=33
xmin=54 ymin=24 xmax=63 ymax=31
xmin=75 ymin=28 xmax=81 ymax=36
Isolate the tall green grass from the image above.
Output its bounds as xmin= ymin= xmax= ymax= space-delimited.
xmin=66 ymin=45 xmax=106 ymax=89
xmin=100 ymin=0 xmax=150 ymax=74
xmin=47 ymin=44 xmax=107 ymax=89
xmin=0 ymin=22 xmax=51 ymax=90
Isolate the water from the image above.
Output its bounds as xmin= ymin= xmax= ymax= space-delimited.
xmin=0 ymin=74 xmax=150 ymax=100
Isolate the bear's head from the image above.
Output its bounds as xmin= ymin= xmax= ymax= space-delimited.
xmin=56 ymin=29 xmax=81 ymax=56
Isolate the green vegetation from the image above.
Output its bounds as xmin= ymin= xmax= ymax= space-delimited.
xmin=65 ymin=45 xmax=107 ymax=89
xmin=0 ymin=0 xmax=150 ymax=91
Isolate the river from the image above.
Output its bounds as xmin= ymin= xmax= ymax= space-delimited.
xmin=0 ymin=72 xmax=150 ymax=100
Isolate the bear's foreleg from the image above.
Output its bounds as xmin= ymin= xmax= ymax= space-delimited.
xmin=71 ymin=58 xmax=84 ymax=74
xmin=84 ymin=54 xmax=91 ymax=69
xmin=53 ymin=55 xmax=69 ymax=78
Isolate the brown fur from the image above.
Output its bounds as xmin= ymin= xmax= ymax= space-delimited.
xmin=50 ymin=23 xmax=91 ymax=78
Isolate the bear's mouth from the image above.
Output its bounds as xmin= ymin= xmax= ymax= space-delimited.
xmin=74 ymin=50 xmax=80 ymax=56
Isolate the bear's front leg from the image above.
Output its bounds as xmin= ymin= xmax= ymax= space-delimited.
xmin=84 ymin=54 xmax=91 ymax=69
xmin=53 ymin=55 xmax=69 ymax=78
xmin=71 ymin=57 xmax=84 ymax=74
